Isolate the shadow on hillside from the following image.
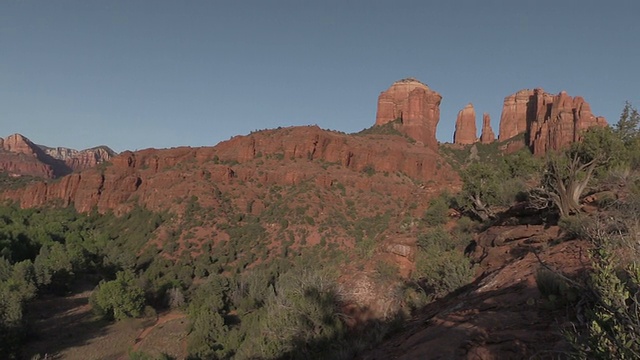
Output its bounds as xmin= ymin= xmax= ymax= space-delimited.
xmin=22 ymin=290 xmax=112 ymax=359
xmin=278 ymin=277 xmax=572 ymax=360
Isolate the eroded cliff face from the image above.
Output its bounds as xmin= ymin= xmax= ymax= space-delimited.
xmin=0 ymin=134 xmax=59 ymax=178
xmin=0 ymin=134 xmax=116 ymax=178
xmin=375 ymin=78 xmax=442 ymax=148
xmin=1 ymin=126 xmax=459 ymax=214
xmin=453 ymin=103 xmax=477 ymax=145
xmin=498 ymin=89 xmax=607 ymax=155
xmin=42 ymin=146 xmax=116 ymax=172
xmin=480 ymin=113 xmax=495 ymax=144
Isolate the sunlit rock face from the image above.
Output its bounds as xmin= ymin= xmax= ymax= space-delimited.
xmin=498 ymin=89 xmax=607 ymax=154
xmin=453 ymin=103 xmax=477 ymax=145
xmin=480 ymin=113 xmax=495 ymax=144
xmin=375 ymin=78 xmax=442 ymax=149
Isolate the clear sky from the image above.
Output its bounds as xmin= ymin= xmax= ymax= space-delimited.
xmin=1 ymin=1 xmax=639 ymax=152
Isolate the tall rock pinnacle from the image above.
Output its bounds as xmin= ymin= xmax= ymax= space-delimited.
xmin=480 ymin=113 xmax=495 ymax=144
xmin=453 ymin=103 xmax=477 ymax=145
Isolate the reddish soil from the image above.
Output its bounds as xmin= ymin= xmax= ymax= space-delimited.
xmin=129 ymin=311 xmax=188 ymax=358
xmin=359 ymin=227 xmax=589 ymax=360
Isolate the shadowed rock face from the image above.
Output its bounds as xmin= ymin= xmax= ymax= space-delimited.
xmin=480 ymin=113 xmax=495 ymax=144
xmin=0 ymin=134 xmax=116 ymax=178
xmin=453 ymin=103 xmax=477 ymax=145
xmin=498 ymin=89 xmax=607 ymax=155
xmin=375 ymin=78 xmax=442 ymax=149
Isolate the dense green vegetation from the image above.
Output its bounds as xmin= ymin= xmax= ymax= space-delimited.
xmin=0 ymin=173 xmax=480 ymax=359
xmin=0 ymin=205 xmax=166 ymax=357
xmin=0 ymin=173 xmax=41 ymax=191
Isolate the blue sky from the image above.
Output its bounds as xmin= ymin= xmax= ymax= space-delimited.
xmin=1 ymin=1 xmax=639 ymax=152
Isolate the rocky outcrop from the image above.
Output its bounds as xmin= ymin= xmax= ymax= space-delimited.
xmin=1 ymin=126 xmax=459 ymax=214
xmin=0 ymin=134 xmax=58 ymax=177
xmin=498 ymin=89 xmax=537 ymax=141
xmin=498 ymin=89 xmax=607 ymax=155
xmin=528 ymin=91 xmax=607 ymax=155
xmin=0 ymin=134 xmax=116 ymax=178
xmin=453 ymin=103 xmax=477 ymax=145
xmin=480 ymin=113 xmax=495 ymax=144
xmin=375 ymin=78 xmax=442 ymax=148
xmin=42 ymin=146 xmax=116 ymax=172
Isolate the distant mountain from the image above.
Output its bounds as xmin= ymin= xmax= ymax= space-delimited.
xmin=0 ymin=133 xmax=116 ymax=178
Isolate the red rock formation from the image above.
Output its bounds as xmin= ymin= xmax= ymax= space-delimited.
xmin=498 ymin=89 xmax=538 ymax=141
xmin=0 ymin=134 xmax=116 ymax=178
xmin=453 ymin=103 xmax=477 ymax=145
xmin=2 ymin=134 xmax=39 ymax=156
xmin=480 ymin=113 xmax=495 ymax=144
xmin=1 ymin=126 xmax=459 ymax=214
xmin=375 ymin=78 xmax=442 ymax=148
xmin=0 ymin=134 xmax=57 ymax=178
xmin=498 ymin=89 xmax=607 ymax=155
xmin=42 ymin=146 xmax=115 ymax=172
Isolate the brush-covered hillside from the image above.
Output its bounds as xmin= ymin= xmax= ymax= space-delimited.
xmin=1 ymin=102 xmax=639 ymax=359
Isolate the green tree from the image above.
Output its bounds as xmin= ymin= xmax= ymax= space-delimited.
xmin=90 ymin=270 xmax=146 ymax=320
xmin=33 ymin=242 xmax=73 ymax=293
xmin=187 ymin=307 xmax=228 ymax=359
xmin=614 ymin=101 xmax=640 ymax=145
xmin=534 ymin=127 xmax=623 ymax=217
xmin=0 ymin=260 xmax=36 ymax=359
xmin=423 ymin=194 xmax=450 ymax=226
xmin=458 ymin=162 xmax=505 ymax=221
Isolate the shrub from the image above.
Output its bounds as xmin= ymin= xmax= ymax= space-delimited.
xmin=362 ymin=165 xmax=376 ymax=177
xmin=567 ymin=246 xmax=640 ymax=358
xmin=90 ymin=270 xmax=146 ymax=321
xmin=423 ymin=195 xmax=450 ymax=226
xmin=375 ymin=260 xmax=399 ymax=281
xmin=535 ymin=269 xmax=578 ymax=307
xmin=414 ymin=250 xmax=473 ymax=296
xmin=414 ymin=226 xmax=473 ymax=297
xmin=558 ymin=215 xmax=589 ymax=240
xmin=417 ymin=226 xmax=453 ymax=253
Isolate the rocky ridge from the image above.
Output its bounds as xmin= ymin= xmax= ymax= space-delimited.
xmin=0 ymin=133 xmax=115 ymax=178
xmin=1 ymin=126 xmax=458 ymax=214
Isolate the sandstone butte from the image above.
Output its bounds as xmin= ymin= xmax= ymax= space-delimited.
xmin=0 ymin=126 xmax=459 ymax=214
xmin=375 ymin=78 xmax=442 ymax=149
xmin=480 ymin=113 xmax=496 ymax=144
xmin=0 ymin=133 xmax=115 ymax=178
xmin=498 ymin=88 xmax=607 ymax=155
xmin=453 ymin=103 xmax=477 ymax=145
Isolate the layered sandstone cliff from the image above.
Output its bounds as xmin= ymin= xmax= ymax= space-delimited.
xmin=375 ymin=78 xmax=442 ymax=148
xmin=453 ymin=103 xmax=477 ymax=145
xmin=42 ymin=145 xmax=116 ymax=172
xmin=1 ymin=126 xmax=459 ymax=214
xmin=480 ymin=113 xmax=495 ymax=144
xmin=498 ymin=89 xmax=607 ymax=155
xmin=0 ymin=134 xmax=116 ymax=178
